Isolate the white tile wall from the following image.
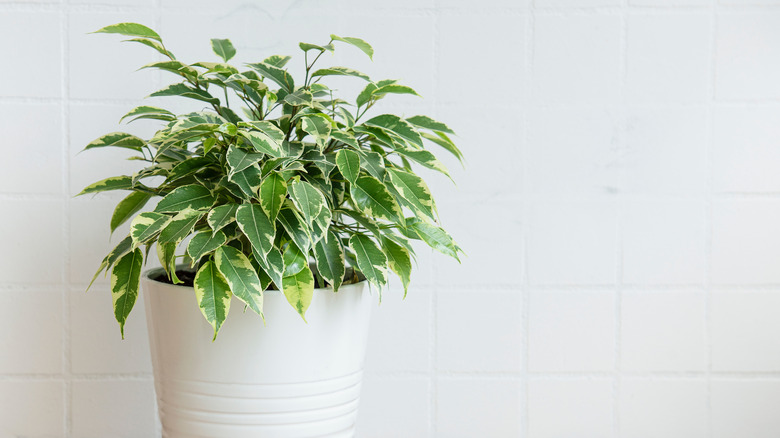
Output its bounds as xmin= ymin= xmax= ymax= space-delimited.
xmin=619 ymin=379 xmax=708 ymax=438
xmin=529 ymin=290 xmax=615 ymax=372
xmin=4 ymin=0 xmax=780 ymax=436
xmin=528 ymin=378 xmax=614 ymax=438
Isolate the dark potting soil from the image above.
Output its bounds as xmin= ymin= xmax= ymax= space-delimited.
xmin=152 ymin=267 xmax=363 ymax=290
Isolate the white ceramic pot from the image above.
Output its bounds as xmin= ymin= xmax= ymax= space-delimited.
xmin=142 ymin=267 xmax=373 ymax=438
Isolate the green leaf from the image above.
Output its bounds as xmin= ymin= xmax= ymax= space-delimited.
xmin=374 ymin=84 xmax=421 ymax=99
xmin=396 ymin=146 xmax=451 ymax=178
xmin=187 ymin=230 xmax=227 ymax=263
xmin=228 ymin=164 xmax=263 ymax=199
xmin=289 ymin=180 xmax=325 ymax=225
xmin=263 ymin=55 xmax=292 ymax=68
xmin=283 ymin=89 xmax=313 ymax=106
xmin=354 ymin=150 xmax=385 ymax=180
xmin=194 ymin=260 xmax=232 ymax=340
xmin=301 ymin=114 xmax=331 ymax=149
xmin=123 ymin=38 xmax=171 ymax=58
xmin=140 ymin=60 xmax=198 ymax=79
xmin=311 ymin=66 xmax=371 ymax=81
xmin=299 ymin=42 xmax=334 ymax=53
xmin=158 ymin=209 xmax=206 ymax=243
xmin=406 ymin=115 xmax=455 ymax=134
xmin=386 ymin=168 xmax=435 ymax=221
xmin=111 ymin=248 xmax=144 ymax=339
xmin=258 ymin=172 xmax=287 ymax=222
xmin=236 ymin=203 xmax=276 ymax=259
xmin=207 ymin=204 xmax=238 ymax=235
xmin=357 ymin=82 xmax=378 ymax=107
xmin=282 ymin=265 xmax=314 ymax=321
xmin=256 ymin=246 xmax=284 ymax=289
xmin=226 ymin=145 xmax=264 ymax=175
xmin=335 ymin=149 xmax=360 ymax=184
xmin=330 ymin=130 xmax=359 ymax=149
xmin=283 ymin=242 xmax=307 ymax=277
xmin=93 ymin=22 xmax=161 ymax=41
xmin=277 ymin=206 xmax=312 ymax=254
xmin=110 ymin=191 xmax=152 ymax=234
xmin=350 ymin=175 xmax=404 ymax=226
xmin=349 ymin=234 xmax=387 ymax=289
xmin=421 ymin=131 xmax=464 ymax=163
xmin=331 ymin=34 xmax=374 ymax=60
xmin=155 ymin=185 xmax=215 ymax=213
xmin=130 ymin=212 xmax=171 ymax=246
xmin=166 ymin=157 xmax=216 ymax=182
xmin=120 ymin=106 xmax=174 ymax=123
xmin=381 ymin=236 xmax=412 ymax=298
xmin=214 ymin=246 xmax=264 ymax=317
xmin=240 ymin=124 xmax=284 ymax=157
xmin=156 ymin=240 xmax=179 ymax=283
xmin=77 ymin=176 xmax=134 ymax=196
xmin=149 ymin=83 xmax=219 ymax=105
xmin=83 ymin=132 xmax=145 ymax=151
xmin=314 ymin=230 xmax=345 ymax=291
xmin=408 ymin=219 xmax=462 ymax=261
xmin=210 ymin=38 xmax=236 ymax=62
xmin=363 ymin=114 xmax=423 ymax=148
xmin=247 ymin=62 xmax=295 ymax=93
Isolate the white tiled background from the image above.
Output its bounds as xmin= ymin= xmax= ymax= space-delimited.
xmin=1 ymin=0 xmax=778 ymax=437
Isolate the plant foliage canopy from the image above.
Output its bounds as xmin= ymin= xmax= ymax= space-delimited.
xmin=80 ymin=23 xmax=464 ymax=339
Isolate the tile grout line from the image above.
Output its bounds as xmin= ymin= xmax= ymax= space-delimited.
xmin=430 ymin=4 xmax=440 ymax=436
xmin=521 ymin=3 xmax=535 ymax=437
xmin=60 ymin=0 xmax=73 ymax=436
xmin=613 ymin=0 xmax=629 ymax=435
xmin=705 ymin=1 xmax=718 ymax=437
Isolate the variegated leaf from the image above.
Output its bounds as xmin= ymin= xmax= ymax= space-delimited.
xmin=194 ymin=260 xmax=232 ymax=340
xmin=236 ymin=203 xmax=275 ymax=259
xmin=350 ymin=175 xmax=404 ymax=226
xmin=258 ymin=172 xmax=287 ymax=222
xmin=381 ymin=236 xmax=412 ymax=298
xmin=363 ymin=114 xmax=423 ymax=148
xmin=247 ymin=61 xmax=295 ymax=93
xmin=408 ymin=218 xmax=463 ymax=262
xmin=78 ymin=176 xmax=134 ymax=196
xmin=130 ymin=212 xmax=171 ymax=246
xmin=330 ymin=34 xmax=374 ymax=60
xmin=158 ymin=209 xmax=205 ymax=243
xmin=226 ymin=145 xmax=264 ymax=175
xmin=349 ymin=234 xmax=388 ymax=289
xmin=214 ymin=246 xmax=264 ymax=317
xmin=386 ymin=168 xmax=436 ymax=221
xmin=282 ymin=242 xmax=307 ymax=277
xmin=83 ymin=132 xmax=145 ymax=151
xmin=277 ymin=206 xmax=312 ymax=254
xmin=94 ymin=22 xmax=161 ymax=41
xmin=301 ymin=115 xmax=331 ymax=149
xmin=210 ymin=38 xmax=236 ymax=62
xmin=111 ymin=248 xmax=144 ymax=339
xmin=187 ymin=230 xmax=227 ymax=263
xmin=155 ymin=185 xmax=215 ymax=213
xmin=314 ymin=230 xmax=345 ymax=291
xmin=282 ymin=265 xmax=314 ymax=321
xmin=256 ymin=246 xmax=284 ymax=289
xmin=207 ymin=204 xmax=238 ymax=235
xmin=406 ymin=115 xmax=455 ymax=134
xmin=110 ymin=191 xmax=151 ymax=233
xmin=289 ymin=180 xmax=325 ymax=225
xmin=311 ymin=66 xmax=371 ymax=81
xmin=336 ymin=149 xmax=360 ymax=184
xmin=228 ymin=164 xmax=263 ymax=199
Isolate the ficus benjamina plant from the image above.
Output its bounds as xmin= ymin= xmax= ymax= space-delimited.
xmin=79 ymin=22 xmax=464 ymax=339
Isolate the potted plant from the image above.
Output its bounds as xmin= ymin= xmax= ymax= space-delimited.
xmin=79 ymin=22 xmax=463 ymax=437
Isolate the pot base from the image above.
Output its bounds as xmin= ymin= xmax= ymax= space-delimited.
xmin=142 ymin=268 xmax=373 ymax=438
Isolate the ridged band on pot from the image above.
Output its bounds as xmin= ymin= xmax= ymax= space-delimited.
xmin=142 ymin=267 xmax=373 ymax=438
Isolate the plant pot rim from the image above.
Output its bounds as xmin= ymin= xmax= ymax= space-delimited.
xmin=142 ymin=265 xmax=367 ymax=291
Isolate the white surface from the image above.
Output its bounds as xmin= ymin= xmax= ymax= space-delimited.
xmin=143 ymin=271 xmax=372 ymax=437
xmin=3 ymin=0 xmax=780 ymax=436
